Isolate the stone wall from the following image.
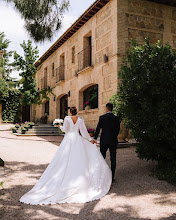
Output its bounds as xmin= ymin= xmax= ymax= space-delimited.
xmin=32 ymin=0 xmax=118 ymax=129
xmin=33 ymin=0 xmax=176 ymax=129
xmin=117 ymin=0 xmax=176 ymax=55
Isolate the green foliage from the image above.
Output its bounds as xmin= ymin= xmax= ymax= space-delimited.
xmin=13 ymin=40 xmax=55 ymax=106
xmin=4 ymin=0 xmax=70 ymax=42
xmin=34 ymin=87 xmax=56 ymax=105
xmin=109 ymin=93 xmax=122 ymax=118
xmin=2 ymin=89 xmax=21 ymax=123
xmin=155 ymin=161 xmax=176 ymax=187
xmin=0 ymin=32 xmax=13 ymax=78
xmin=13 ymin=40 xmax=39 ymax=106
xmin=118 ymin=39 xmax=176 ymax=184
xmin=88 ymin=85 xmax=98 ymax=109
xmin=1 ymin=37 xmax=54 ymax=122
xmin=0 ymin=78 xmax=9 ymax=103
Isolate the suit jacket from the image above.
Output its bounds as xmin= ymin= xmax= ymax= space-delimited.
xmin=94 ymin=113 xmax=121 ymax=146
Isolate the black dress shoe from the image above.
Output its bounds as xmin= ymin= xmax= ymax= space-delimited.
xmin=112 ymin=178 xmax=115 ymax=183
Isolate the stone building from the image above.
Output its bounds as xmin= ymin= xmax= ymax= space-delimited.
xmin=32 ymin=0 xmax=176 ymax=128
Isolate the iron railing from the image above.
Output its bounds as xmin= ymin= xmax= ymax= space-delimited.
xmin=41 ymin=76 xmax=47 ymax=90
xmin=56 ymin=65 xmax=65 ymax=83
xmin=78 ymin=46 xmax=92 ymax=72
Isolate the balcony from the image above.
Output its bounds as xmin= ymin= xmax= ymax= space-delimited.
xmin=56 ymin=65 xmax=65 ymax=83
xmin=78 ymin=46 xmax=92 ymax=72
xmin=41 ymin=76 xmax=47 ymax=90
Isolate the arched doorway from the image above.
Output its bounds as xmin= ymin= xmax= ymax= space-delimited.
xmin=56 ymin=94 xmax=68 ymax=119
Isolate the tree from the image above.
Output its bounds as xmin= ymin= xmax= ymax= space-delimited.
xmin=118 ymin=39 xmax=176 ymax=185
xmin=13 ymin=40 xmax=55 ymax=106
xmin=0 ymin=78 xmax=9 ymax=103
xmin=13 ymin=40 xmax=39 ymax=106
xmin=0 ymin=33 xmax=21 ymax=122
xmin=4 ymin=0 xmax=70 ymax=42
xmin=0 ymin=32 xmax=13 ymax=79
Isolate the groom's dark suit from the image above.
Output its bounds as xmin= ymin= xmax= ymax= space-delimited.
xmin=94 ymin=112 xmax=120 ymax=179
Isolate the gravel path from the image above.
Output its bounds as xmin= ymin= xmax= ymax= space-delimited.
xmin=0 ymin=129 xmax=176 ymax=220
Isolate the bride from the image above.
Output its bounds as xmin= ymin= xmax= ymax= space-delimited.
xmin=20 ymin=107 xmax=112 ymax=205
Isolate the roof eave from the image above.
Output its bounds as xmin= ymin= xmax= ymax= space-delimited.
xmin=35 ymin=0 xmax=110 ymax=68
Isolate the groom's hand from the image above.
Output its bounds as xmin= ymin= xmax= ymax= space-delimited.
xmin=91 ymin=140 xmax=97 ymax=144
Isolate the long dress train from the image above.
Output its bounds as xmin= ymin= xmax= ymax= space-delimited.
xmin=20 ymin=116 xmax=112 ymax=205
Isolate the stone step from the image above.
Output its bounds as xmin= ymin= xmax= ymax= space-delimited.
xmin=26 ymin=131 xmax=60 ymax=134
xmin=14 ymin=125 xmax=62 ymax=136
xmin=15 ymin=133 xmax=62 ymax=136
xmin=27 ymin=130 xmax=59 ymax=132
xmin=31 ymin=129 xmax=58 ymax=131
xmin=32 ymin=126 xmax=58 ymax=130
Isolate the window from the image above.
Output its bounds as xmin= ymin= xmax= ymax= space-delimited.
xmin=45 ymin=101 xmax=49 ymax=115
xmin=83 ymin=85 xmax=98 ymax=110
xmin=52 ymin=63 xmax=54 ymax=76
xmin=56 ymin=54 xmax=65 ymax=83
xmin=72 ymin=46 xmax=75 ymax=64
xmin=41 ymin=67 xmax=47 ymax=89
xmin=78 ymin=33 xmax=92 ymax=72
xmin=83 ymin=35 xmax=92 ymax=67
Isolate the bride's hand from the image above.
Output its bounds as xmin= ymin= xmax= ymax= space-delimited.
xmin=91 ymin=140 xmax=97 ymax=144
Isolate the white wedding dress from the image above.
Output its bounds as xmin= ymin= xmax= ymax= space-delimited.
xmin=20 ymin=116 xmax=112 ymax=205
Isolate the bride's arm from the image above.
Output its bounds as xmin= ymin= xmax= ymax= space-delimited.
xmin=80 ymin=119 xmax=92 ymax=142
xmin=60 ymin=117 xmax=69 ymax=133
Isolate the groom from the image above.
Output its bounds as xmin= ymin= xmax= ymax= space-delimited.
xmin=93 ymin=103 xmax=120 ymax=181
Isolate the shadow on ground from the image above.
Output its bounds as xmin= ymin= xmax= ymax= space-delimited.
xmin=1 ymin=148 xmax=176 ymax=220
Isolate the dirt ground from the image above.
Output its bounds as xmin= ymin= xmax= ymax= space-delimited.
xmin=0 ymin=126 xmax=176 ymax=220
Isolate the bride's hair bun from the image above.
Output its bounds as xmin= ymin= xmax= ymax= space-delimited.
xmin=70 ymin=107 xmax=77 ymax=116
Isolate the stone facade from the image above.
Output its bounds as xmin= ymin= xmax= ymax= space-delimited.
xmin=32 ymin=0 xmax=176 ymax=128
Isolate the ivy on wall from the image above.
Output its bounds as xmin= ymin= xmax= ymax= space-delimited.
xmin=2 ymin=89 xmax=21 ymax=123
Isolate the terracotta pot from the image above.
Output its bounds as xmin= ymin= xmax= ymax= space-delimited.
xmin=127 ymin=129 xmax=133 ymax=139
xmin=118 ymin=123 xmax=128 ymax=142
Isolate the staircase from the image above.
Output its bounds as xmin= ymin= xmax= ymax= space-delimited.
xmin=16 ymin=124 xmax=61 ymax=136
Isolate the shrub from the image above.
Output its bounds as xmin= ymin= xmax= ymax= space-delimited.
xmin=155 ymin=161 xmax=176 ymax=186
xmin=109 ymin=93 xmax=122 ymax=118
xmin=2 ymin=89 xmax=21 ymax=123
xmin=118 ymin=39 xmax=176 ymax=185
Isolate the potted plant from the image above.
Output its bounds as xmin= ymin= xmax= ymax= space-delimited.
xmin=28 ymin=122 xmax=34 ymax=129
xmin=11 ymin=127 xmax=17 ymax=133
xmin=83 ymin=101 xmax=90 ymax=110
xmin=20 ymin=126 xmax=27 ymax=134
xmin=23 ymin=122 xmax=29 ymax=130
xmin=118 ymin=123 xmax=128 ymax=142
xmin=15 ymin=123 xmax=20 ymax=129
xmin=88 ymin=129 xmax=95 ymax=137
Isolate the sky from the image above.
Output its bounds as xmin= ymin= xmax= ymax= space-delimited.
xmin=0 ymin=0 xmax=95 ymax=79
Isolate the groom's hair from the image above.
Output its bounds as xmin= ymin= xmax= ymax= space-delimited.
xmin=106 ymin=103 xmax=113 ymax=111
